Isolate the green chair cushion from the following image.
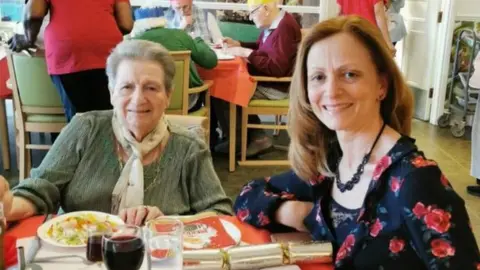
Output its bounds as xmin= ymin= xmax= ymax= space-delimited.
xmin=249 ymin=99 xmax=289 ymax=108
xmin=169 ymin=61 xmax=185 ymax=111
xmin=218 ymin=21 xmax=261 ymax=43
xmin=26 ymin=114 xmax=67 ymax=123
xmin=13 ymin=55 xmax=63 ymax=107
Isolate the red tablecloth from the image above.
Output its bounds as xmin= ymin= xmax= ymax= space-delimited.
xmin=6 ymin=215 xmax=333 ymax=270
xmin=0 ymin=57 xmax=12 ymax=98
xmin=197 ymin=57 xmax=256 ymax=107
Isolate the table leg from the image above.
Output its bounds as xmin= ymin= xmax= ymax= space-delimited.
xmin=0 ymin=98 xmax=10 ymax=170
xmin=229 ymin=102 xmax=236 ymax=172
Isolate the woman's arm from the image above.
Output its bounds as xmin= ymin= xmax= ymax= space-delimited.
xmin=10 ymin=115 xmax=94 ymax=220
xmin=400 ymin=164 xmax=480 ymax=269
xmin=234 ymin=170 xmax=318 ymax=231
xmin=114 ymin=0 xmax=134 ymax=35
xmin=23 ymin=0 xmax=48 ymax=46
xmin=374 ymin=1 xmax=395 ymax=53
xmin=189 ymin=37 xmax=218 ymax=69
xmin=184 ymin=141 xmax=233 ymax=215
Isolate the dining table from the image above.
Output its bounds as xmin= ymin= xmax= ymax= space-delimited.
xmin=6 ymin=215 xmax=334 ymax=270
xmin=197 ymin=56 xmax=257 ymax=172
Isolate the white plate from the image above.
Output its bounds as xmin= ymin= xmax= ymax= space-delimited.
xmin=216 ymin=53 xmax=235 ymax=60
xmin=37 ymin=211 xmax=125 ymax=248
xmin=149 ymin=217 xmax=241 ymax=260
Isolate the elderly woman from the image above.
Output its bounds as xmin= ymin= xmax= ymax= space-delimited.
xmin=234 ymin=16 xmax=480 ymax=269
xmin=0 ymin=40 xmax=233 ymax=226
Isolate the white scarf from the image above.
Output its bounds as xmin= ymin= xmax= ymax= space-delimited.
xmin=110 ymin=111 xmax=169 ymax=214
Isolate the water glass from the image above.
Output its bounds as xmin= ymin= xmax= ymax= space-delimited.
xmin=146 ymin=217 xmax=183 ymax=270
xmin=102 ymin=225 xmax=146 ymax=270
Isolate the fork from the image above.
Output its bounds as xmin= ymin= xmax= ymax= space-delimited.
xmin=32 ymin=255 xmax=94 ymax=265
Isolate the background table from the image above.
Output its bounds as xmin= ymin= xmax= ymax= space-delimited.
xmin=198 ymin=57 xmax=256 ymax=172
xmin=7 ymin=215 xmax=333 ymax=270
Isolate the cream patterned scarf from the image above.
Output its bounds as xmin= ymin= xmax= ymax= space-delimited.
xmin=111 ymin=111 xmax=169 ymax=214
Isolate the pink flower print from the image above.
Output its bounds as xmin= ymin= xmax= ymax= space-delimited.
xmin=257 ymin=212 xmax=270 ymax=226
xmin=372 ymin=156 xmax=393 ymax=181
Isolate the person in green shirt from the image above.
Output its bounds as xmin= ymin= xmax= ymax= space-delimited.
xmin=132 ymin=14 xmax=218 ymax=112
xmin=0 ymin=40 xmax=232 ymax=226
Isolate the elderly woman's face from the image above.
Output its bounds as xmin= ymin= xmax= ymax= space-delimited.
xmin=306 ymin=33 xmax=387 ymax=132
xmin=111 ymin=59 xmax=170 ymax=136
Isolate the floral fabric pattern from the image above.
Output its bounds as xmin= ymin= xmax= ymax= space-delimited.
xmin=233 ymin=136 xmax=480 ymax=269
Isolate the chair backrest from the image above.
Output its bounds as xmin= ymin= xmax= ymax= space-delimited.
xmin=6 ymin=52 xmax=65 ymax=115
xmin=167 ymin=51 xmax=191 ymax=115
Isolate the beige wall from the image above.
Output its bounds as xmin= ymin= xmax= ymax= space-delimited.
xmin=456 ymin=0 xmax=480 ymax=20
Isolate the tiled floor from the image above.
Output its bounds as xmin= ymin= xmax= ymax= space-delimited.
xmin=1 ymin=116 xmax=479 ymax=243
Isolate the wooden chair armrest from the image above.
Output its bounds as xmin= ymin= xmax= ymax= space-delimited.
xmin=165 ymin=115 xmax=207 ymax=127
xmin=165 ymin=115 xmax=208 ymax=143
xmin=6 ymin=79 xmax=12 ymax=90
xmin=188 ymin=80 xmax=213 ymax=94
xmin=252 ymin=76 xmax=292 ymax=82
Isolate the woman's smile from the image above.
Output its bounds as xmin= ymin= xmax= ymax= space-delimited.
xmin=322 ymin=103 xmax=353 ymax=115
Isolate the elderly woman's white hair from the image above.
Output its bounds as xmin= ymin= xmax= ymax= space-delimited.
xmin=106 ymin=39 xmax=176 ymax=92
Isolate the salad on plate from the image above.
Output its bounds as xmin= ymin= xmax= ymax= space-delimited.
xmin=46 ymin=213 xmax=120 ymax=246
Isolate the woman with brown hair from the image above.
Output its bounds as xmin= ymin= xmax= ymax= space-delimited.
xmin=233 ymin=16 xmax=480 ymax=269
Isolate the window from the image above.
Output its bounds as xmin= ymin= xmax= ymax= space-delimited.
xmin=130 ymin=0 xmax=322 ymax=28
xmin=0 ymin=0 xmax=24 ymax=22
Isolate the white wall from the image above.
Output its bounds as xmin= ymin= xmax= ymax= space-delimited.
xmin=456 ymin=0 xmax=480 ymax=21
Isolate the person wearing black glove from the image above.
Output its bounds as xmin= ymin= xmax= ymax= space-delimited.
xmin=11 ymin=0 xmax=133 ymax=122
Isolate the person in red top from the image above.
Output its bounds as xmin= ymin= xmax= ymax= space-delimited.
xmin=9 ymin=0 xmax=133 ymax=121
xmin=337 ymin=0 xmax=396 ymax=56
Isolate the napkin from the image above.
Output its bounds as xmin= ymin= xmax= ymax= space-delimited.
xmin=4 ymin=235 xmax=18 ymax=268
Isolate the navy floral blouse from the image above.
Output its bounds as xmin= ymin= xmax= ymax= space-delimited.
xmin=234 ymin=137 xmax=480 ymax=269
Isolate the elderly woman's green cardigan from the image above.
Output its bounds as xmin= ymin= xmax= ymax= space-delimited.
xmin=12 ymin=111 xmax=233 ymax=216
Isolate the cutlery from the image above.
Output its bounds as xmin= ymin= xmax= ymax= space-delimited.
xmin=17 ymin=246 xmax=26 ymax=270
xmin=32 ymin=255 xmax=94 ymax=265
xmin=25 ymin=214 xmax=53 ymax=264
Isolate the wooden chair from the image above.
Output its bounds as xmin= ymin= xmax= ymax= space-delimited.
xmin=6 ymin=52 xmax=67 ymax=180
xmin=0 ymin=57 xmax=13 ymax=171
xmin=165 ymin=115 xmax=208 ymax=144
xmin=238 ymin=76 xmax=291 ymax=167
xmin=168 ymin=51 xmax=213 ymax=143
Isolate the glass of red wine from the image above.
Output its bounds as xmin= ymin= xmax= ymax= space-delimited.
xmin=102 ymin=225 xmax=146 ymax=270
xmin=86 ymin=225 xmax=110 ymax=263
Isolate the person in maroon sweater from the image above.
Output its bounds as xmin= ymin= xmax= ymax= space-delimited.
xmin=213 ymin=0 xmax=301 ymax=156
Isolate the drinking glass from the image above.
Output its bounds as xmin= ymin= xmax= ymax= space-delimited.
xmin=102 ymin=225 xmax=145 ymax=270
xmin=86 ymin=224 xmax=111 ymax=263
xmin=146 ymin=217 xmax=183 ymax=270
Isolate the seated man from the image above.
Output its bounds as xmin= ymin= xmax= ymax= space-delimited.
xmin=214 ymin=0 xmax=301 ymax=156
xmin=165 ymin=0 xmax=212 ymax=43
xmin=132 ymin=11 xmax=218 ymax=113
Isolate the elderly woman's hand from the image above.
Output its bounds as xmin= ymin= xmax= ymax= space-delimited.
xmin=119 ymin=205 xmax=164 ymax=226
